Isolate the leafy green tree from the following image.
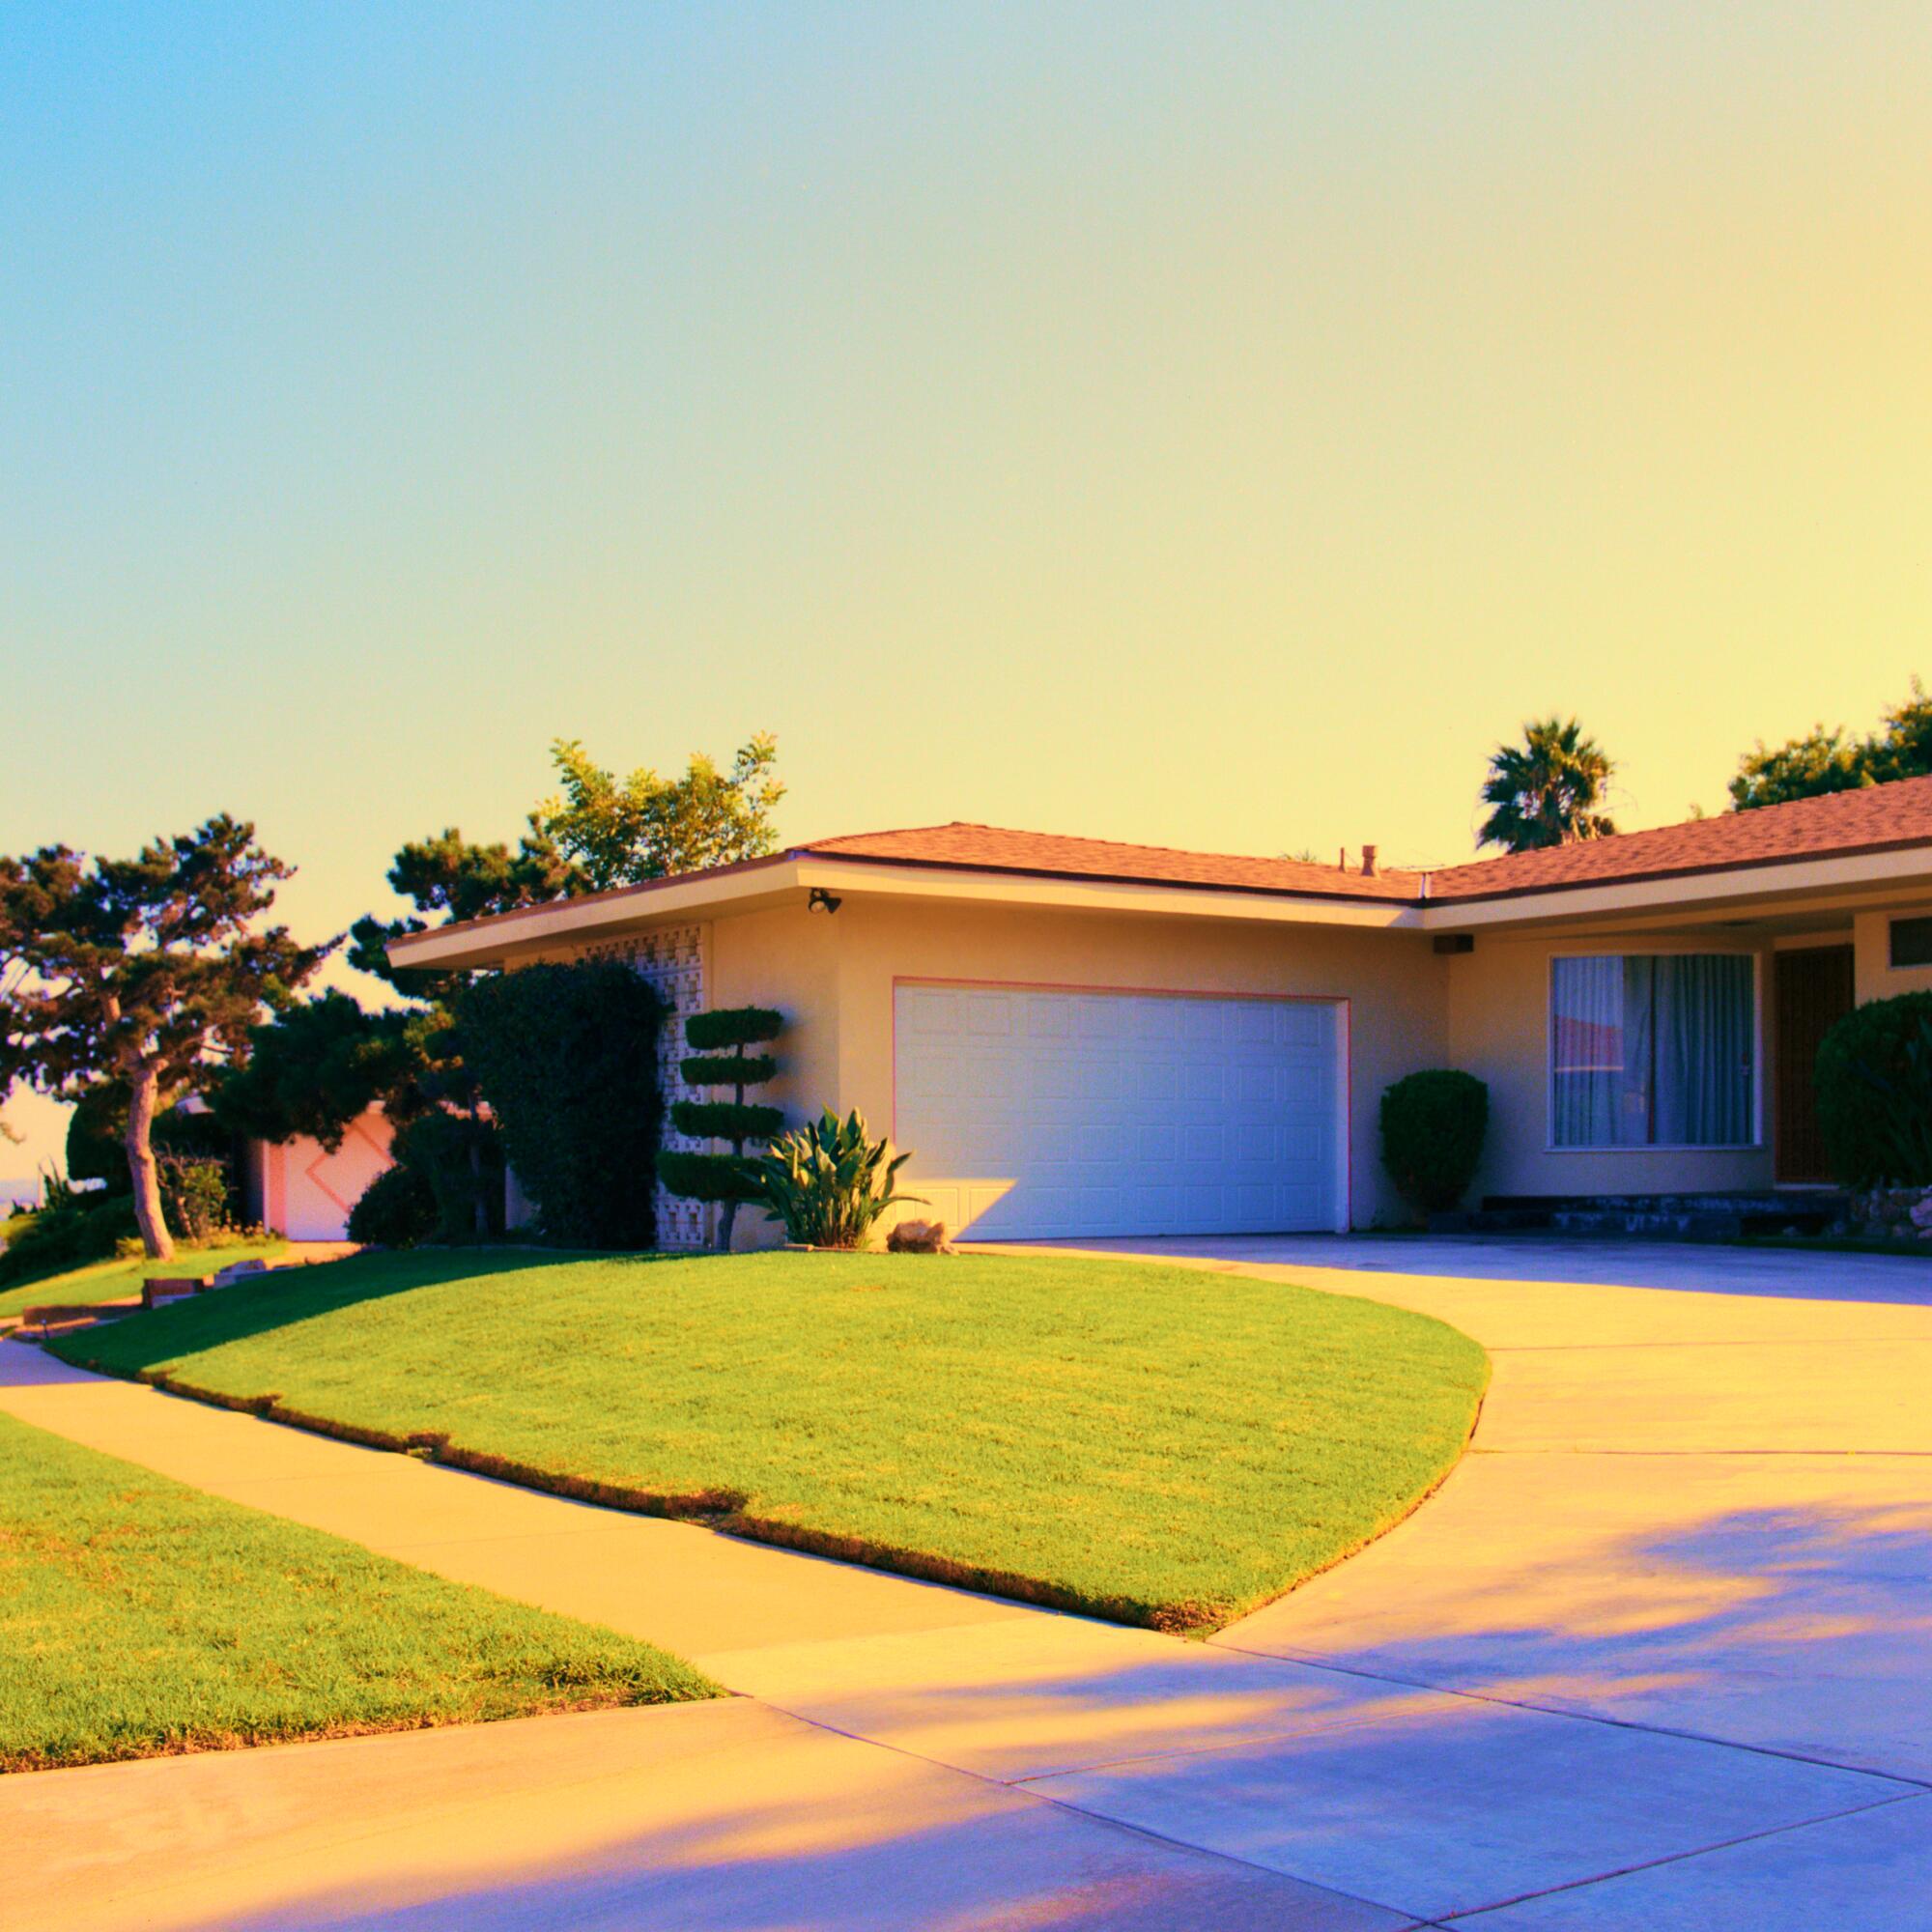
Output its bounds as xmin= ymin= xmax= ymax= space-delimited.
xmin=536 ymin=735 xmax=784 ymax=891
xmin=0 ymin=818 xmax=326 ymax=1260
xmin=1477 ymin=718 xmax=1618 ymax=852
xmin=215 ymin=991 xmax=427 ymax=1151
xmin=1730 ymin=677 xmax=1932 ymax=810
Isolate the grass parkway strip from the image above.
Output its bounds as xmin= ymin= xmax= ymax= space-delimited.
xmin=55 ymin=1246 xmax=1489 ymax=1633
xmin=0 ymin=1407 xmax=718 ymax=1773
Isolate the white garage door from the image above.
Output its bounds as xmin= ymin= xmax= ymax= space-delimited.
xmin=893 ymin=983 xmax=1345 ymax=1239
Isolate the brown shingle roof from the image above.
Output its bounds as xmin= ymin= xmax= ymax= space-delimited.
xmin=393 ymin=777 xmax=1932 ymax=958
xmin=803 ymin=823 xmax=1424 ymax=901
xmin=802 ymin=780 xmax=1932 ymax=906
xmin=1423 ymin=774 xmax=1932 ymax=902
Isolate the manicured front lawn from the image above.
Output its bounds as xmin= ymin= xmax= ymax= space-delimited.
xmin=0 ymin=1238 xmax=292 ymax=1321
xmin=0 ymin=1408 xmax=717 ymax=1773
xmin=60 ymin=1248 xmax=1488 ymax=1632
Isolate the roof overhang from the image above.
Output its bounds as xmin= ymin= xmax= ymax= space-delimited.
xmin=1419 ymin=841 xmax=1932 ymax=931
xmin=386 ymin=852 xmax=1427 ymax=970
xmin=387 ymin=838 xmax=1932 ymax=971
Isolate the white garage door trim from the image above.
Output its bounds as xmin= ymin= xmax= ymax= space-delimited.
xmin=892 ymin=978 xmax=1351 ymax=1238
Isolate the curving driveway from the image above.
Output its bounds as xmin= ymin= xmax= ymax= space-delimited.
xmin=5 ymin=1237 xmax=1931 ymax=1928
xmin=1061 ymin=1236 xmax=1932 ymax=1925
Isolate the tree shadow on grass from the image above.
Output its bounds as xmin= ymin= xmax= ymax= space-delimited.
xmin=44 ymin=1247 xmax=677 ymax=1381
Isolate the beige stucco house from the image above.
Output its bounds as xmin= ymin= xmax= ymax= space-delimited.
xmin=387 ymin=779 xmax=1932 ymax=1247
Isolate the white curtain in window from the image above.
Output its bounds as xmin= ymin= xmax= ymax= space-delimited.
xmin=1551 ymin=953 xmax=1752 ymax=1149
xmin=1551 ymin=957 xmax=1646 ymax=1147
xmin=1655 ymin=954 xmax=1753 ymax=1147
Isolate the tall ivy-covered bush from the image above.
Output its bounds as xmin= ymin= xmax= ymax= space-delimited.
xmin=1814 ymin=992 xmax=1932 ymax=1186
xmin=455 ymin=962 xmax=663 ymax=1248
xmin=656 ymin=1007 xmax=783 ymax=1251
xmin=1379 ymin=1070 xmax=1490 ymax=1215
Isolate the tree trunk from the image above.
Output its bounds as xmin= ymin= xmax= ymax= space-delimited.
xmin=125 ymin=1067 xmax=175 ymax=1262
xmin=717 ymin=1073 xmax=746 ymax=1253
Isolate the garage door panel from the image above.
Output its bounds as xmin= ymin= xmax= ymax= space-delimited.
xmin=895 ymin=984 xmax=1341 ymax=1238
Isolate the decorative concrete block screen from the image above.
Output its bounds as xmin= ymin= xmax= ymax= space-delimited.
xmin=577 ymin=923 xmax=710 ymax=1249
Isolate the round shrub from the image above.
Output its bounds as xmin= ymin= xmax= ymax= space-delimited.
xmin=1379 ymin=1069 xmax=1490 ymax=1214
xmin=347 ymin=1163 xmax=440 ymax=1248
xmin=1815 ymin=991 xmax=1932 ymax=1187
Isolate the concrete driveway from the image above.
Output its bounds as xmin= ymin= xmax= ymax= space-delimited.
xmin=6 ymin=1238 xmax=1931 ymax=1928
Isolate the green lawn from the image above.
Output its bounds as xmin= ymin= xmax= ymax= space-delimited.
xmin=0 ymin=1408 xmax=717 ymax=1773
xmin=0 ymin=1238 xmax=292 ymax=1321
xmin=59 ymin=1248 xmax=1488 ymax=1632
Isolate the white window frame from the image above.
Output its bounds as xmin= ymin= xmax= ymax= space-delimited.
xmin=1545 ymin=949 xmax=1764 ymax=1153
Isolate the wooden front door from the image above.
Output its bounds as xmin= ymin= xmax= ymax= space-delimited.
xmin=1774 ymin=946 xmax=1855 ymax=1182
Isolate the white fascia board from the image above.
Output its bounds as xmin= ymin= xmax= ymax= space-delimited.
xmin=386 ymin=859 xmax=809 ymax=968
xmin=388 ymin=854 xmax=1425 ymax=969
xmin=793 ymin=858 xmax=1423 ymax=929
xmin=1420 ymin=844 xmax=1932 ymax=931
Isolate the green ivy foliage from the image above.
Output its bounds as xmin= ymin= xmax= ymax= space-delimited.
xmin=1379 ymin=1070 xmax=1490 ymax=1215
xmin=1815 ymin=992 xmax=1932 ymax=1186
xmin=454 ymin=962 xmax=662 ymax=1248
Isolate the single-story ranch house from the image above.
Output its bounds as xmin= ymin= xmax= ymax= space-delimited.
xmin=364 ymin=779 xmax=1932 ymax=1248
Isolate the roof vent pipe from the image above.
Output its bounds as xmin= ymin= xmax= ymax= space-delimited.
xmin=1361 ymin=844 xmax=1379 ymax=877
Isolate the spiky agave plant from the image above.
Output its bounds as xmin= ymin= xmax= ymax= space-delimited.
xmin=755 ymin=1108 xmax=924 ymax=1249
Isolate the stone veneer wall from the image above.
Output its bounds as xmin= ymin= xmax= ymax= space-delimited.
xmin=575 ymin=922 xmax=710 ymax=1249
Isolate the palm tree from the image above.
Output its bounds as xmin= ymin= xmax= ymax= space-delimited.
xmin=1478 ymin=717 xmax=1618 ymax=852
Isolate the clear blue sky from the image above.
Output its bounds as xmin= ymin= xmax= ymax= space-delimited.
xmin=5 ymin=4 xmax=1930 ymax=1169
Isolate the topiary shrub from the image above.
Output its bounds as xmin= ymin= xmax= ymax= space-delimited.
xmin=1815 ymin=992 xmax=1932 ymax=1187
xmin=660 ymin=1007 xmax=784 ymax=1251
xmin=347 ymin=1162 xmax=440 ymax=1248
xmin=454 ymin=961 xmax=663 ymax=1248
xmin=1380 ymin=1069 xmax=1490 ymax=1215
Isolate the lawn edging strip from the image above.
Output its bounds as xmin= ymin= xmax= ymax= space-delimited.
xmin=81 ymin=1360 xmax=1173 ymax=1624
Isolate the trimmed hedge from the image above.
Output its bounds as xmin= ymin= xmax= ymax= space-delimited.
xmin=346 ymin=1163 xmax=440 ymax=1248
xmin=685 ymin=1008 xmax=781 ymax=1053
xmin=679 ymin=1054 xmax=778 ymax=1089
xmin=669 ymin=1099 xmax=784 ymax=1142
xmin=455 ymin=962 xmax=663 ymax=1248
xmin=655 ymin=1150 xmax=764 ymax=1204
xmin=1379 ymin=1069 xmax=1490 ymax=1215
xmin=1815 ymin=991 xmax=1932 ymax=1187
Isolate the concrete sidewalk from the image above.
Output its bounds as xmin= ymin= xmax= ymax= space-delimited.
xmin=6 ymin=1241 xmax=1932 ymax=1928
